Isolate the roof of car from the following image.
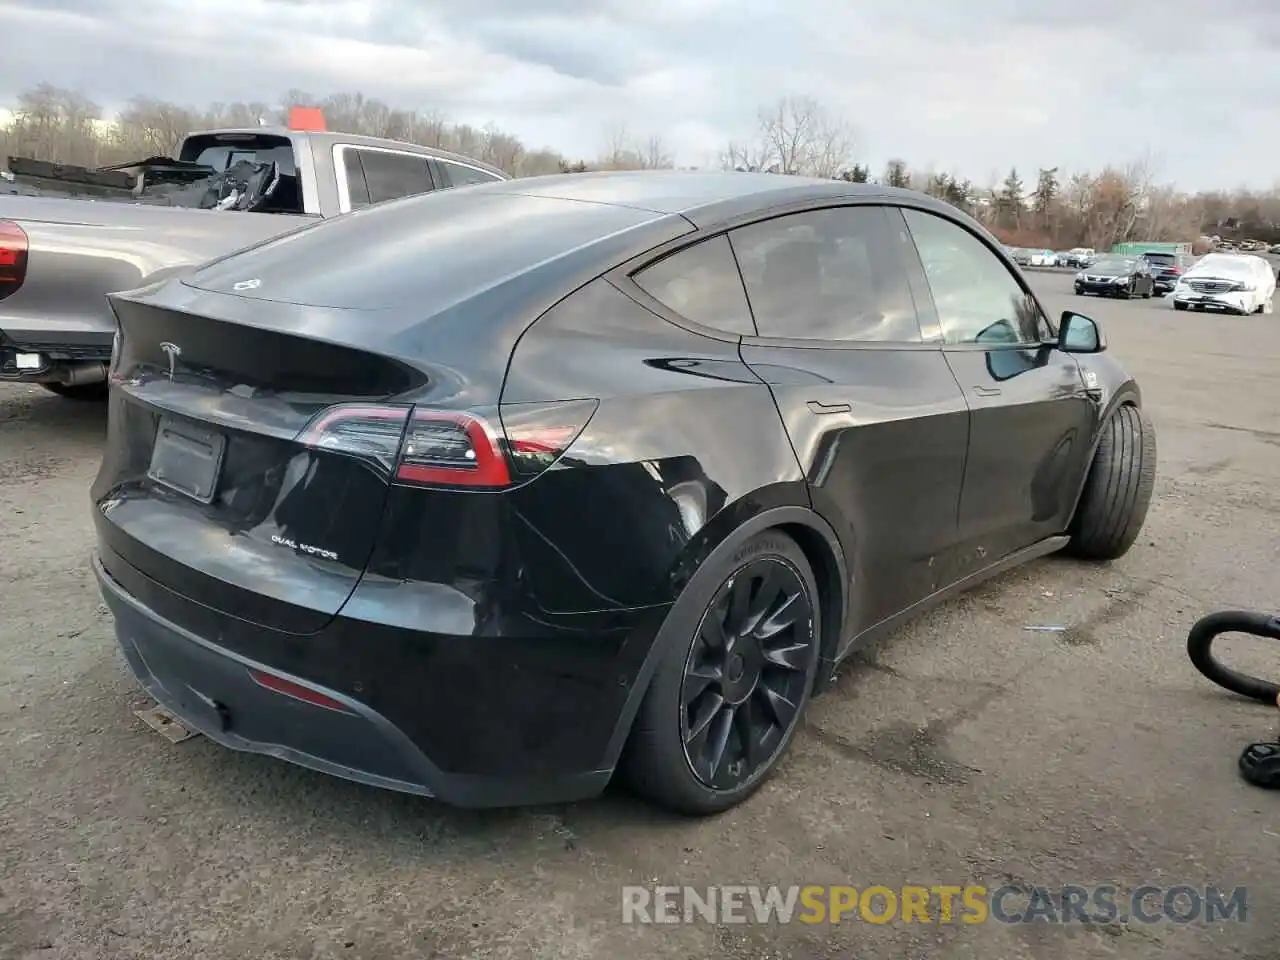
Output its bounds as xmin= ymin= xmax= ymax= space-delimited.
xmin=476 ymin=170 xmax=936 ymax=227
xmin=184 ymin=127 xmax=510 ymax=178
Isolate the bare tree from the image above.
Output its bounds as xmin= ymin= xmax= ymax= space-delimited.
xmin=3 ymin=82 xmax=1278 ymax=246
xmin=719 ymin=96 xmax=858 ymax=178
xmin=593 ymin=125 xmax=673 ymax=170
xmin=720 ymin=138 xmax=775 ymax=173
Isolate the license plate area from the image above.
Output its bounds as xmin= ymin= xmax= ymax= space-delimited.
xmin=147 ymin=417 xmax=226 ymax=503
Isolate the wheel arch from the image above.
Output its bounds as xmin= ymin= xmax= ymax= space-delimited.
xmin=599 ymin=502 xmax=849 ymax=772
xmin=1067 ymin=381 xmax=1143 ymax=520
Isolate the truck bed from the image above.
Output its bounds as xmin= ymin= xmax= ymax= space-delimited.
xmin=3 ymin=155 xmax=284 ymax=211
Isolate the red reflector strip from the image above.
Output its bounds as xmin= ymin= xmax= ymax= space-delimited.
xmin=510 ymin=426 xmax=579 ymax=455
xmin=248 ymin=669 xmax=351 ymax=713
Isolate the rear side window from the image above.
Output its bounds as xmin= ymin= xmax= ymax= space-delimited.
xmin=632 ymin=235 xmax=755 ymax=336
xmin=729 ymin=205 xmax=923 ymax=342
xmin=439 ymin=161 xmax=503 ymax=187
xmin=346 ymin=149 xmax=434 ymax=207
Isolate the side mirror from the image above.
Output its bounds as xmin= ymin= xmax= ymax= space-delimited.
xmin=1059 ymin=311 xmax=1106 ymax=353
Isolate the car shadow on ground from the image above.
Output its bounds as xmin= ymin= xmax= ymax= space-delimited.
xmin=0 ymin=387 xmax=109 ymax=433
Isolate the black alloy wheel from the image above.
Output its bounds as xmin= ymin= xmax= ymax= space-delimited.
xmin=621 ymin=531 xmax=821 ymax=815
xmin=679 ymin=557 xmax=815 ymax=790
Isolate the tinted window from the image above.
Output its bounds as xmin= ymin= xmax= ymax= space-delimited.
xmin=441 ymin=161 xmax=503 ymax=187
xmin=729 ymin=206 xmax=922 ymax=342
xmin=903 ymin=208 xmax=1046 ymax=346
xmin=352 ymin=149 xmax=433 ymax=206
xmin=632 ymin=235 xmax=755 ymax=335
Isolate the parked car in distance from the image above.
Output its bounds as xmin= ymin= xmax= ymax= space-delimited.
xmin=1027 ymin=249 xmax=1057 ymax=267
xmin=1139 ymin=251 xmax=1190 ymax=295
xmin=0 ymin=124 xmax=508 ymax=398
xmin=1171 ymin=252 xmax=1276 ymax=314
xmin=1061 ymin=248 xmax=1095 ymax=268
xmin=1010 ymin=247 xmax=1033 ymax=266
xmin=92 ymin=172 xmax=1156 ymax=815
xmin=1074 ymin=256 xmax=1156 ymax=299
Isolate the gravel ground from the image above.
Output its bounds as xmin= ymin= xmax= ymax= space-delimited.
xmin=2 ymin=272 xmax=1278 ymax=960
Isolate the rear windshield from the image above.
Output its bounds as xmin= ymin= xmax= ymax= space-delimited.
xmin=183 ymin=189 xmax=664 ymax=310
xmin=178 ymin=132 xmax=302 ymax=214
xmin=1142 ymin=252 xmax=1176 ymax=264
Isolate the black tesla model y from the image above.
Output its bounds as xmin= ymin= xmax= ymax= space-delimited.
xmin=92 ymin=172 xmax=1156 ymax=815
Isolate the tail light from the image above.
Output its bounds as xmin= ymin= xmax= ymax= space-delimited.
xmin=0 ymin=219 xmax=28 ymax=302
xmin=294 ymin=399 xmax=597 ymax=489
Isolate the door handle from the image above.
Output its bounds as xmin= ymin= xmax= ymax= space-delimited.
xmin=806 ymin=400 xmax=852 ymax=415
xmin=972 ymin=385 xmax=1001 ymax=397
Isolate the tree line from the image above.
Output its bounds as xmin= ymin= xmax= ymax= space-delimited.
xmin=4 ymin=83 xmax=1278 ymax=250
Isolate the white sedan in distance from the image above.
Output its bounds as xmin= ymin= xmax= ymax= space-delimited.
xmin=1171 ymin=253 xmax=1276 ymax=315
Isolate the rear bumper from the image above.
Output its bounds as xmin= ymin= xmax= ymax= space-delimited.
xmin=94 ymin=550 xmax=657 ymax=808
xmin=1 ymin=327 xmax=112 ymax=381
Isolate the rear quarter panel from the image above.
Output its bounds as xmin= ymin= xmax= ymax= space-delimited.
xmin=0 ymin=195 xmax=315 ymax=339
xmin=500 ymin=277 xmax=810 ymax=613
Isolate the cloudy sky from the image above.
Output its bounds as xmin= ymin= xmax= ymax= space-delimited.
xmin=0 ymin=0 xmax=1277 ymax=190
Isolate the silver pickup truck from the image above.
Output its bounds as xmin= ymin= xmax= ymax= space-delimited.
xmin=0 ymin=126 xmax=507 ymax=398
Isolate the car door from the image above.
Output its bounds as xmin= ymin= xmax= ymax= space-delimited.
xmin=901 ymin=207 xmax=1098 ymax=570
xmin=728 ymin=204 xmax=970 ymax=638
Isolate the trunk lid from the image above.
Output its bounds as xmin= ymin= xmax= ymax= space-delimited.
xmin=92 ymin=285 xmax=430 ymax=635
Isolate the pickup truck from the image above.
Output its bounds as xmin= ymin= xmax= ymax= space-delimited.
xmin=0 ymin=125 xmax=508 ymax=398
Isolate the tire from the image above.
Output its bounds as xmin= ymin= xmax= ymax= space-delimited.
xmin=41 ymin=381 xmax=109 ymax=401
xmin=1174 ymin=302 xmax=1188 ymax=311
xmin=621 ymin=530 xmax=822 ymax=815
xmin=1066 ymin=404 xmax=1157 ymax=561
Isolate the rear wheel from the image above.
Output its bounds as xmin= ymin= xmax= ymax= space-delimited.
xmin=41 ymin=381 xmax=108 ymax=401
xmin=621 ymin=531 xmax=821 ymax=815
xmin=1067 ymin=404 xmax=1156 ymax=560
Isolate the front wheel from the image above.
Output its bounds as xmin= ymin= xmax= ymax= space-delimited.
xmin=1066 ymin=404 xmax=1157 ymax=561
xmin=1174 ymin=301 xmax=1188 ymax=311
xmin=621 ymin=531 xmax=821 ymax=815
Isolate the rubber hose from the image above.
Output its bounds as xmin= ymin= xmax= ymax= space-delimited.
xmin=1186 ymin=610 xmax=1280 ymax=704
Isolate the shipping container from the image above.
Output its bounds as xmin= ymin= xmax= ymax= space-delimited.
xmin=1111 ymin=241 xmax=1192 ymax=256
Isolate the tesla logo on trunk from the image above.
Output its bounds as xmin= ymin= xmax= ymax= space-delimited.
xmin=233 ymin=278 xmax=261 ymax=291
xmin=159 ymin=341 xmax=181 ymax=381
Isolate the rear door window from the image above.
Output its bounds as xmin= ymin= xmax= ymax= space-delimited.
xmin=729 ymin=205 xmax=924 ymax=343
xmin=345 ymin=148 xmax=434 ymax=207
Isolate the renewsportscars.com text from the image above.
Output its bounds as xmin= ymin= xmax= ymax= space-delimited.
xmin=621 ymin=884 xmax=1248 ymax=925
